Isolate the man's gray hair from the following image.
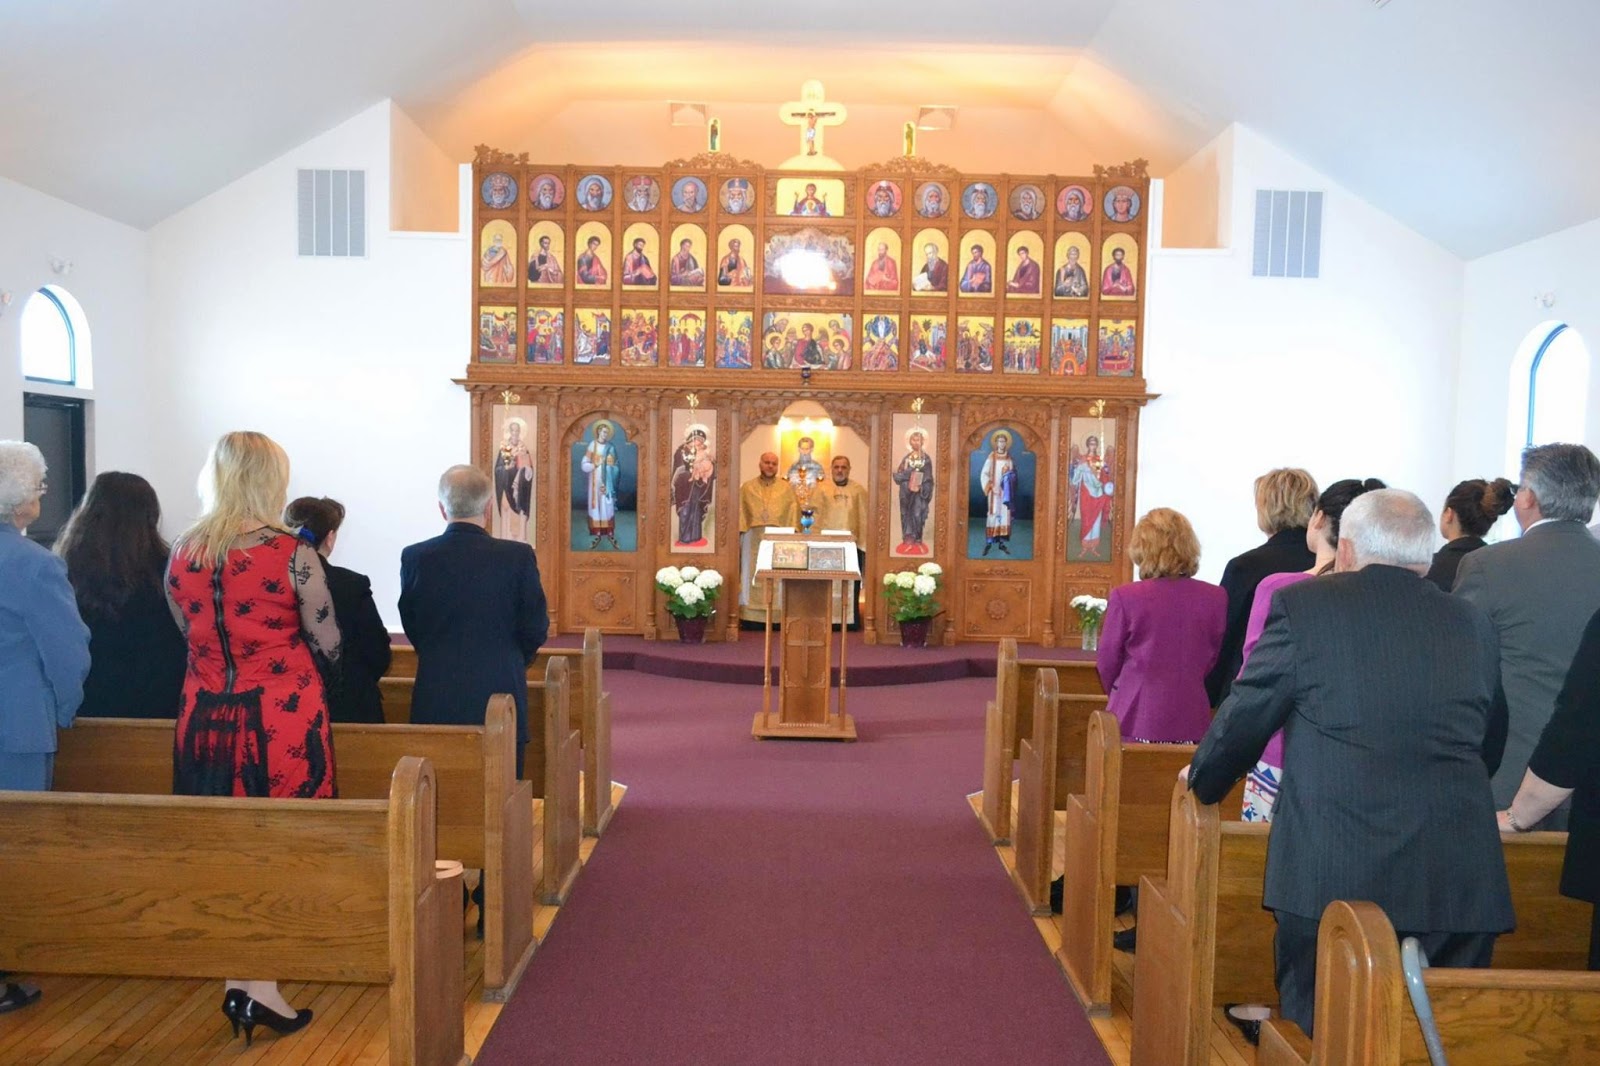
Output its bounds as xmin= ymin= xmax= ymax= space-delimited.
xmin=1341 ymin=489 xmax=1436 ymax=570
xmin=1520 ymin=443 xmax=1600 ymax=523
xmin=437 ymin=464 xmax=493 ymax=520
xmin=0 ymin=441 xmax=47 ymax=519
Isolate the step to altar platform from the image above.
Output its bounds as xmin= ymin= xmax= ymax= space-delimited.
xmin=539 ymin=633 xmax=1094 ymax=687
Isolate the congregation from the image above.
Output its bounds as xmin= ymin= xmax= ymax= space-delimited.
xmin=0 ymin=432 xmax=550 ymax=1043
xmin=3 ymin=427 xmax=1600 ymax=1050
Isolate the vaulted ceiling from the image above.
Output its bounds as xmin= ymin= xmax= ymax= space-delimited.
xmin=1 ymin=0 xmax=1595 ymax=257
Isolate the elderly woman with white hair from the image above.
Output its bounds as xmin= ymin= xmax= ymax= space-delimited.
xmin=0 ymin=440 xmax=90 ymax=1015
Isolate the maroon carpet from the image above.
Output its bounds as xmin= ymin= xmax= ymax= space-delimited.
xmin=475 ymin=671 xmax=1110 ymax=1065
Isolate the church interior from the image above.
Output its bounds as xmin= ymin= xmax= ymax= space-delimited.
xmin=3 ymin=1 xmax=1600 ymax=1062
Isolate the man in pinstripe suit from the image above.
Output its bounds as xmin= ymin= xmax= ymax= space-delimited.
xmin=1187 ymin=490 xmax=1514 ymax=1035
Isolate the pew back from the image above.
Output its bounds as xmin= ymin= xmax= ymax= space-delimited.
xmin=980 ymin=639 xmax=1104 ymax=844
xmin=51 ymin=706 xmax=537 ymax=999
xmin=1259 ymin=901 xmax=1600 ymax=1066
xmin=1012 ymin=669 xmax=1109 ymax=914
xmin=528 ymin=657 xmax=583 ymax=905
xmin=0 ymin=758 xmax=464 ymax=1066
xmin=1059 ymin=712 xmax=1248 ymax=1016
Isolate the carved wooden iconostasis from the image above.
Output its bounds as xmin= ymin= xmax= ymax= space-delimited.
xmin=464 ymin=129 xmax=1151 ymax=646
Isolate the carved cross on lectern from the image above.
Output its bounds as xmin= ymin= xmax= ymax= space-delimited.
xmin=780 ymin=80 xmax=847 ymax=159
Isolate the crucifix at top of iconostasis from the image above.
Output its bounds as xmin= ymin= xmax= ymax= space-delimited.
xmin=779 ymin=80 xmax=848 ymax=170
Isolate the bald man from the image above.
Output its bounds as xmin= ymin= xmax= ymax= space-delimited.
xmin=739 ymin=452 xmax=799 ymax=624
xmin=818 ymin=455 xmax=870 ymax=629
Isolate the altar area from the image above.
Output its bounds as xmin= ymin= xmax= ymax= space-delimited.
xmin=466 ymin=81 xmax=1151 ymax=648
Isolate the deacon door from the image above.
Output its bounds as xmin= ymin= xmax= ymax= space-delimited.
xmin=561 ymin=409 xmax=648 ymax=633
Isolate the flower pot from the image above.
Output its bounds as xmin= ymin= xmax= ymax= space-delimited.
xmin=675 ymin=615 xmax=710 ymax=644
xmin=899 ymin=618 xmax=932 ymax=648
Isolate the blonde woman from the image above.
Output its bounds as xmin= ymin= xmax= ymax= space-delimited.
xmin=1205 ymin=468 xmax=1319 ymax=706
xmin=166 ymin=431 xmax=341 ymax=1045
xmin=1097 ymin=508 xmax=1226 ymax=744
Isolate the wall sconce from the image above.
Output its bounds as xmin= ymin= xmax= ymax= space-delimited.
xmin=1534 ymin=291 xmax=1556 ymax=309
xmin=49 ymin=257 xmax=73 ymax=277
xmin=0 ymin=291 xmax=12 ymax=316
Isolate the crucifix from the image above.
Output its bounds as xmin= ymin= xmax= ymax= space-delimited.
xmin=780 ymin=80 xmax=847 ymax=159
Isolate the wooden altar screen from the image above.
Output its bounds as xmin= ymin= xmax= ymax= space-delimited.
xmin=464 ymin=147 xmax=1152 ymax=647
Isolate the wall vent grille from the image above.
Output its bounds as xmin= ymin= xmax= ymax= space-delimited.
xmin=1252 ymin=189 xmax=1322 ymax=278
xmin=297 ymin=169 xmax=366 ymax=257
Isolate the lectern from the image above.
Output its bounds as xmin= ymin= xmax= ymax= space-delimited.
xmin=752 ymin=534 xmax=859 ymax=741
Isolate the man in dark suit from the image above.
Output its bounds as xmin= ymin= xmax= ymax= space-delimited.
xmin=1187 ymin=489 xmax=1513 ymax=1035
xmin=400 ymin=464 xmax=549 ymax=772
xmin=1454 ymin=442 xmax=1600 ymax=822
xmin=1204 ymin=468 xmax=1319 ymax=706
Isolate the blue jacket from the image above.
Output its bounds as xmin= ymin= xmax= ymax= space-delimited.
xmin=399 ymin=523 xmax=548 ymax=742
xmin=0 ymin=524 xmax=91 ymax=754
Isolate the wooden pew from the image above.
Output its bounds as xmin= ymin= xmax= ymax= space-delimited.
xmin=980 ymin=637 xmax=1103 ymax=844
xmin=51 ymin=701 xmax=539 ymax=1001
xmin=1258 ymin=901 xmax=1600 ymax=1066
xmin=0 ymin=757 xmax=466 ymax=1066
xmin=388 ymin=628 xmax=614 ymax=838
xmin=380 ymin=658 xmax=582 ymax=906
xmin=1059 ymin=711 xmax=1246 ymax=1016
xmin=1010 ymin=669 xmax=1110 ymax=914
xmin=1131 ymin=784 xmax=1593 ymax=1066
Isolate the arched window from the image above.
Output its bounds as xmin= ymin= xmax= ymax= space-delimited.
xmin=20 ymin=285 xmax=91 ymax=387
xmin=21 ymin=288 xmax=75 ymax=384
xmin=1525 ymin=324 xmax=1590 ymax=446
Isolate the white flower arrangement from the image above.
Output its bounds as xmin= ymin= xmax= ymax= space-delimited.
xmin=1071 ymin=594 xmax=1109 ymax=631
xmin=883 ymin=564 xmax=943 ymax=623
xmin=658 ymin=565 xmax=722 ymax=619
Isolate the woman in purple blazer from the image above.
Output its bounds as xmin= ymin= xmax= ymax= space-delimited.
xmin=1098 ymin=508 xmax=1226 ymax=743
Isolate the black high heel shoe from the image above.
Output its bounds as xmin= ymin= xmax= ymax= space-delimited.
xmin=238 ymin=996 xmax=313 ymax=1047
xmin=221 ymin=989 xmax=247 ymax=1038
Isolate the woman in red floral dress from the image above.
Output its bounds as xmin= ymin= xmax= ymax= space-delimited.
xmin=166 ymin=431 xmax=342 ymax=1044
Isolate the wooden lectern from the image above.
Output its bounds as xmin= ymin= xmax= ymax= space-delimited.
xmin=752 ymin=533 xmax=859 ymax=741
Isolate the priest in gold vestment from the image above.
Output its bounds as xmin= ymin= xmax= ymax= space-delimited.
xmin=817 ymin=455 xmax=868 ymax=627
xmin=739 ymin=452 xmax=799 ymax=623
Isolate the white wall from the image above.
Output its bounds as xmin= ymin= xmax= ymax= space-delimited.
xmin=0 ymin=175 xmax=151 ymax=475
xmin=146 ymin=100 xmax=469 ymax=626
xmin=1139 ymin=124 xmax=1466 ymax=582
xmin=1456 ymin=215 xmax=1600 ymax=484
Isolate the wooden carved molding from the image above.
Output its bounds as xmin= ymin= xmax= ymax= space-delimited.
xmin=859 ymin=156 xmax=963 ymax=180
xmin=474 ymin=145 xmax=531 ymax=167
xmin=736 ymin=396 xmax=798 ymax=429
xmin=558 ymin=395 xmax=652 ymax=428
xmin=1093 ymin=159 xmax=1150 ymax=181
xmin=960 ymin=403 xmax=1051 ymax=449
xmin=823 ymin=399 xmax=878 ymax=438
xmin=664 ymin=151 xmax=764 ymax=172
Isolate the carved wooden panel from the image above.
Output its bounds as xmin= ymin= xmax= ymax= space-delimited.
xmin=566 ymin=568 xmax=639 ymax=632
xmin=962 ymin=573 xmax=1033 ymax=640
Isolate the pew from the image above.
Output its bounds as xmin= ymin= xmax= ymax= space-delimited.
xmin=1257 ymin=901 xmax=1600 ymax=1066
xmin=1009 ymin=669 xmax=1110 ymax=914
xmin=380 ymin=658 xmax=583 ymax=906
xmin=0 ymin=757 xmax=466 ymax=1066
xmin=51 ymin=700 xmax=539 ymax=1001
xmin=388 ymin=628 xmax=614 ymax=838
xmin=979 ymin=637 xmax=1103 ymax=844
xmin=1059 ymin=711 xmax=1246 ymax=1016
xmin=1131 ymin=783 xmax=1593 ymax=1066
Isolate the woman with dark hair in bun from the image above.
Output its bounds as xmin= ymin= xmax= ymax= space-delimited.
xmin=283 ymin=497 xmax=391 ymax=723
xmin=1426 ymin=477 xmax=1517 ymax=591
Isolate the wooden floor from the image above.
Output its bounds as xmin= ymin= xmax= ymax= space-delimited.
xmin=967 ymin=789 xmax=1257 ymax=1066
xmin=0 ymin=781 xmax=626 ymax=1066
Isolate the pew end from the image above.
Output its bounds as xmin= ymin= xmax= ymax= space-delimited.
xmin=530 ymin=656 xmax=583 ymax=906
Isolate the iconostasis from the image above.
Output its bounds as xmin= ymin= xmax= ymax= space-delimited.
xmin=467 ymin=146 xmax=1151 ymax=646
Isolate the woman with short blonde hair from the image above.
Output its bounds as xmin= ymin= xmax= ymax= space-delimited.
xmin=167 ymin=431 xmax=342 ymax=1045
xmin=1206 ymin=468 xmax=1321 ymax=706
xmin=1128 ymin=506 xmax=1202 ymax=579
xmin=1098 ymin=509 xmax=1227 ymax=744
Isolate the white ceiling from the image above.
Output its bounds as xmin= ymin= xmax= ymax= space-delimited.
xmin=1 ymin=0 xmax=1596 ymax=257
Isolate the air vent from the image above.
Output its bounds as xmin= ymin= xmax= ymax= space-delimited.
xmin=297 ymin=169 xmax=366 ymax=258
xmin=1252 ymin=190 xmax=1322 ymax=279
